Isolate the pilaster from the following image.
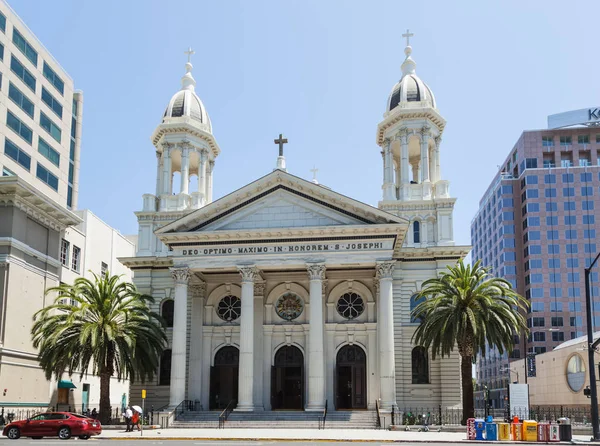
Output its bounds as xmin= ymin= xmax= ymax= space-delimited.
xmin=306 ymin=263 xmax=326 ymax=411
xmin=376 ymin=260 xmax=397 ymax=411
xmin=169 ymin=266 xmax=190 ymax=406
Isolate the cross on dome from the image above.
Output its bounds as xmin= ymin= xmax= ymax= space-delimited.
xmin=310 ymin=166 xmax=319 ymax=184
xmin=402 ymin=29 xmax=414 ymax=47
xmin=274 ymin=133 xmax=288 ymax=157
xmin=185 ymin=47 xmax=195 ymax=63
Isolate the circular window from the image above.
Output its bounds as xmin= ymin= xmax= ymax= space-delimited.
xmin=566 ymin=354 xmax=586 ymax=392
xmin=275 ymin=293 xmax=304 ymax=321
xmin=217 ymin=295 xmax=241 ymax=322
xmin=337 ymin=292 xmax=365 ymax=320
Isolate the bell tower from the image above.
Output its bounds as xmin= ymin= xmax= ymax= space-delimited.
xmin=376 ymin=32 xmax=455 ymax=247
xmin=136 ymin=48 xmax=221 ymax=256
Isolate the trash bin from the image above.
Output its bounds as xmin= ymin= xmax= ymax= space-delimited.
xmin=486 ymin=422 xmax=498 ymax=441
xmin=498 ymin=423 xmax=511 ymax=441
xmin=558 ymin=417 xmax=572 ymax=441
xmin=511 ymin=422 xmax=523 ymax=441
xmin=475 ymin=419 xmax=486 ymax=440
xmin=537 ymin=423 xmax=549 ymax=442
xmin=548 ymin=424 xmax=560 ymax=442
xmin=467 ymin=418 xmax=476 ymax=440
xmin=523 ymin=420 xmax=538 ymax=442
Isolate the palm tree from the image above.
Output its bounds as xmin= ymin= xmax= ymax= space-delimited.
xmin=31 ymin=273 xmax=166 ymax=425
xmin=411 ymin=259 xmax=528 ymax=425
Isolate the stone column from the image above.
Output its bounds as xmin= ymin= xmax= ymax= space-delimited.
xmin=155 ymin=151 xmax=162 ymax=196
xmin=420 ymin=127 xmax=430 ymax=183
xmin=188 ymin=283 xmax=206 ymax=407
xmin=236 ymin=266 xmax=260 ymax=411
xmin=434 ymin=136 xmax=442 ymax=183
xmin=411 ymin=162 xmax=419 ymax=184
xmin=376 ymin=261 xmax=396 ymax=411
xmin=383 ymin=139 xmax=395 ymax=201
xmin=198 ymin=149 xmax=207 ymax=202
xmin=169 ymin=267 xmax=190 ymax=406
xmin=180 ymin=144 xmax=190 ymax=195
xmin=399 ymin=128 xmax=409 ymax=199
xmin=207 ymin=161 xmax=214 ymax=203
xmin=162 ymin=143 xmax=172 ymax=195
xmin=306 ymin=263 xmax=326 ymax=411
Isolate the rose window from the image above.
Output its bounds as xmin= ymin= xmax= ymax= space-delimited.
xmin=217 ymin=295 xmax=241 ymax=322
xmin=336 ymin=292 xmax=365 ymax=320
xmin=275 ymin=293 xmax=304 ymax=321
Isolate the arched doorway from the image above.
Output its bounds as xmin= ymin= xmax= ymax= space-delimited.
xmin=335 ymin=345 xmax=367 ymax=410
xmin=271 ymin=345 xmax=304 ymax=410
xmin=209 ymin=346 xmax=239 ymax=410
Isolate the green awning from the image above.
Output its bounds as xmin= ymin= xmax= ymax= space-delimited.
xmin=58 ymin=380 xmax=76 ymax=389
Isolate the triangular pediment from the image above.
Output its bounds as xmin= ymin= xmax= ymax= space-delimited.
xmin=156 ymin=169 xmax=407 ymax=235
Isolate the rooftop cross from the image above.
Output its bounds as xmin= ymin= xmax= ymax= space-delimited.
xmin=402 ymin=29 xmax=414 ymax=47
xmin=274 ymin=133 xmax=288 ymax=157
xmin=310 ymin=166 xmax=319 ymax=183
xmin=185 ymin=47 xmax=195 ymax=63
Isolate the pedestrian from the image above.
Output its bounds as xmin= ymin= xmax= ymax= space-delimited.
xmin=123 ymin=406 xmax=133 ymax=432
xmin=131 ymin=410 xmax=141 ymax=431
xmin=91 ymin=408 xmax=97 ymax=420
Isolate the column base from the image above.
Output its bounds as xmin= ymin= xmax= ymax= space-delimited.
xmin=234 ymin=405 xmax=254 ymax=412
xmin=305 ymin=404 xmax=325 ymax=412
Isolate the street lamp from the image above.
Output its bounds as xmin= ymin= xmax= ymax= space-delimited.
xmin=584 ymin=251 xmax=600 ymax=441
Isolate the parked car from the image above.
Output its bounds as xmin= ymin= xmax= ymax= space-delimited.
xmin=2 ymin=412 xmax=102 ymax=440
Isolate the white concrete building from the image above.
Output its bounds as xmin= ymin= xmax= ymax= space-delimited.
xmin=122 ymin=38 xmax=469 ymax=415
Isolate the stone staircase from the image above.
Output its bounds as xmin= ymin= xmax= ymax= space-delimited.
xmin=171 ymin=409 xmax=378 ymax=429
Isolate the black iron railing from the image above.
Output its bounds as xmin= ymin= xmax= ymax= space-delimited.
xmin=375 ymin=400 xmax=382 ymax=429
xmin=174 ymin=400 xmax=194 ymax=420
xmin=318 ymin=400 xmax=328 ymax=430
xmin=218 ymin=400 xmax=235 ymax=429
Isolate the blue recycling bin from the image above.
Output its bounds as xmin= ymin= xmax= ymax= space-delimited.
xmin=475 ymin=418 xmax=486 ymax=440
xmin=486 ymin=422 xmax=498 ymax=440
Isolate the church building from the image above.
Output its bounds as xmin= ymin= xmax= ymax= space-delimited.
xmin=121 ymin=37 xmax=470 ymax=414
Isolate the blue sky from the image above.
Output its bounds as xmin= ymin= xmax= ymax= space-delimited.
xmin=8 ymin=0 xmax=600 ymax=244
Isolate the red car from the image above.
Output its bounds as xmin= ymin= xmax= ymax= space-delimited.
xmin=2 ymin=412 xmax=102 ymax=440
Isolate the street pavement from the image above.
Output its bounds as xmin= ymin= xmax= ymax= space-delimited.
xmin=0 ymin=441 xmax=490 ymax=446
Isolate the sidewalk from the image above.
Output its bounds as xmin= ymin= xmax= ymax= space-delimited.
xmin=96 ymin=428 xmax=592 ymax=443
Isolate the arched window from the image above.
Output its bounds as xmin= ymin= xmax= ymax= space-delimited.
xmin=410 ymin=293 xmax=425 ymax=323
xmin=412 ymin=346 xmax=429 ymax=384
xmin=161 ymin=299 xmax=174 ymax=328
xmin=159 ymin=349 xmax=172 ymax=386
xmin=413 ymin=221 xmax=421 ymax=244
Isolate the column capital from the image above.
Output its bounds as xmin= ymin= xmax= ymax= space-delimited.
xmin=200 ymin=148 xmax=209 ymax=161
xmin=238 ymin=265 xmax=260 ymax=282
xmin=396 ymin=127 xmax=409 ymax=143
xmin=208 ymin=160 xmax=215 ymax=171
xmin=306 ymin=263 xmax=326 ymax=281
xmin=179 ymin=141 xmax=192 ymax=152
xmin=162 ymin=142 xmax=174 ymax=153
xmin=434 ymin=135 xmax=442 ymax=148
xmin=254 ymin=281 xmax=266 ymax=297
xmin=383 ymin=137 xmax=392 ymax=147
xmin=171 ymin=266 xmax=191 ymax=284
xmin=420 ymin=125 xmax=431 ymax=140
xmin=376 ymin=261 xmax=396 ymax=279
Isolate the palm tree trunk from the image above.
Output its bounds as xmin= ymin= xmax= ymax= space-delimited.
xmin=99 ymin=370 xmax=111 ymax=425
xmin=461 ymin=354 xmax=474 ymax=425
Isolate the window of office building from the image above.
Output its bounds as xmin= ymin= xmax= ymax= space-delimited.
xmin=585 ymin=229 xmax=596 ymax=239
xmin=7 ymin=110 xmax=32 ymax=144
xmin=564 ymin=215 xmax=576 ymax=225
xmin=583 ymin=215 xmax=595 ymax=225
xmin=583 ymin=200 xmax=594 ymax=210
xmin=4 ymin=138 xmax=31 ymax=171
xmin=552 ymin=332 xmax=565 ymax=342
xmin=71 ymin=246 xmax=81 ymax=272
xmin=551 ymin=317 xmax=564 ymax=327
xmin=36 ymin=163 xmax=58 ymax=191
xmin=8 ymin=82 xmax=34 ymax=117
xmin=563 ymin=187 xmax=575 ymax=197
xmin=12 ymin=29 xmax=37 ymax=66
xmin=569 ymin=288 xmax=581 ymax=298
xmin=548 ymin=259 xmax=561 ymax=268
xmin=542 ymin=136 xmax=554 ymax=147
xmin=578 ymin=135 xmax=590 ymax=144
xmin=40 ymin=112 xmax=61 ymax=143
xmin=545 ymin=188 xmax=556 ymax=198
xmin=560 ymin=136 xmax=572 ymax=146
xmin=544 ymin=174 xmax=556 ymax=184
xmin=567 ymin=258 xmax=579 ymax=268
xmin=41 ymin=87 xmax=63 ymax=118
xmin=10 ymin=56 xmax=35 ymax=92
xmin=546 ymin=216 xmax=558 ymax=226
xmin=566 ymin=244 xmax=578 ymax=254
xmin=38 ymin=138 xmax=60 ymax=166
xmin=0 ymin=11 xmax=5 ymax=32
xmin=60 ymin=239 xmax=69 ymax=266
xmin=581 ymin=172 xmax=592 ymax=182
xmin=43 ymin=62 xmax=65 ymax=95
xmin=531 ymin=302 xmax=544 ymax=312
xmin=546 ymin=202 xmax=558 ymax=212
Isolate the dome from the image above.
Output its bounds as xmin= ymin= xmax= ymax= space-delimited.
xmin=162 ymin=61 xmax=212 ymax=133
xmin=386 ymin=45 xmax=436 ymax=112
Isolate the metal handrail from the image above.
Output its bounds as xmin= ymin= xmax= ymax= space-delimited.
xmin=375 ymin=400 xmax=382 ymax=429
xmin=318 ymin=400 xmax=328 ymax=430
xmin=218 ymin=400 xmax=235 ymax=429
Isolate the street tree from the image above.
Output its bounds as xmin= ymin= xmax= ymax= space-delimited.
xmin=411 ymin=259 xmax=528 ymax=425
xmin=31 ymin=273 xmax=166 ymax=425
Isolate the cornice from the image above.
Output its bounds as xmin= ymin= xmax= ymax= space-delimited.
xmin=0 ymin=177 xmax=81 ymax=231
xmin=376 ymin=107 xmax=446 ymax=146
xmin=157 ymin=224 xmax=405 ymax=245
xmin=396 ymin=245 xmax=471 ymax=260
xmin=378 ymin=198 xmax=457 ymax=212
xmin=151 ymin=121 xmax=220 ymax=157
xmin=118 ymin=256 xmax=174 ymax=269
